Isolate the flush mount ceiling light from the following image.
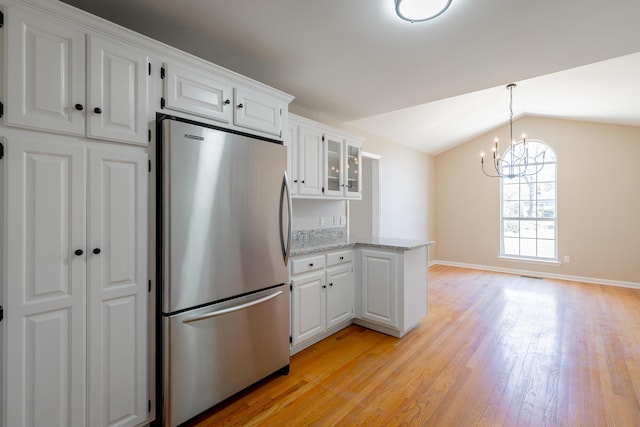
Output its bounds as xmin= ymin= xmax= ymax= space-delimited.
xmin=395 ymin=0 xmax=452 ymax=23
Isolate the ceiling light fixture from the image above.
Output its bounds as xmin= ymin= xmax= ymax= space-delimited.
xmin=395 ymin=0 xmax=452 ymax=23
xmin=480 ymin=83 xmax=546 ymax=179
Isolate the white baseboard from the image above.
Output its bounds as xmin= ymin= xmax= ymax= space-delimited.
xmin=429 ymin=260 xmax=640 ymax=290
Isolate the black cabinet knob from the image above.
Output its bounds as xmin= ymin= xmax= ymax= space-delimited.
xmin=322 ymin=285 xmax=327 ymax=289
xmin=301 ymin=180 xmax=305 ymax=184
xmin=237 ymin=103 xmax=244 ymax=109
xmin=339 ymin=256 xmax=344 ymax=260
xmin=329 ymin=283 xmax=333 ymax=287
xmin=74 ymin=249 xmax=83 ymax=256
xmin=93 ymin=248 xmax=101 ymax=255
xmin=293 ymin=179 xmax=298 ymax=183
xmin=75 ymin=104 xmax=84 ymax=111
xmin=93 ymin=107 xmax=102 ymax=114
xmin=224 ymin=99 xmax=231 ymax=105
xmin=308 ymin=263 xmax=314 ymax=267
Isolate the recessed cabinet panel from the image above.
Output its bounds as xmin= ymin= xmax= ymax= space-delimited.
xmin=163 ymin=63 xmax=232 ymax=123
xmin=297 ymin=125 xmax=323 ymax=196
xmin=326 ymin=265 xmax=354 ymax=328
xmin=6 ymin=8 xmax=86 ymax=135
xmin=234 ymin=87 xmax=283 ymax=137
xmin=292 ymin=273 xmax=326 ymax=345
xmin=361 ymin=250 xmax=397 ymax=327
xmin=87 ymin=36 xmax=149 ymax=145
xmin=26 ymin=310 xmax=73 ymax=427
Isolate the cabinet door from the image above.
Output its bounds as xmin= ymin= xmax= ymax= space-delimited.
xmin=87 ymin=35 xmax=149 ymax=145
xmin=361 ymin=250 xmax=397 ymax=327
xmin=297 ymin=125 xmax=323 ymax=196
xmin=234 ymin=87 xmax=283 ymax=137
xmin=6 ymin=7 xmax=86 ymax=135
xmin=163 ymin=62 xmax=233 ymax=123
xmin=344 ymin=140 xmax=362 ymax=199
xmin=5 ymin=137 xmax=87 ymax=427
xmin=87 ymin=148 xmax=148 ymax=427
xmin=291 ymin=273 xmax=326 ymax=345
xmin=323 ymin=134 xmax=344 ymax=198
xmin=326 ymin=265 xmax=354 ymax=328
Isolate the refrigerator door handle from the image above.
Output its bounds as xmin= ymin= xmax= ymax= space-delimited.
xmin=280 ymin=171 xmax=292 ymax=266
xmin=182 ymin=290 xmax=284 ymax=324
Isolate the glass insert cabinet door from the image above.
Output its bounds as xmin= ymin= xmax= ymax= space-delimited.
xmin=326 ymin=137 xmax=343 ymax=193
xmin=345 ymin=142 xmax=361 ymax=197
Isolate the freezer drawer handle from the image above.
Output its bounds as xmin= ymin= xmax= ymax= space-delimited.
xmin=182 ymin=290 xmax=284 ymax=324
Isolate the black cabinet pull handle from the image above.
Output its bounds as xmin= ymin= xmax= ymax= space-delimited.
xmin=237 ymin=103 xmax=244 ymax=109
xmin=224 ymin=99 xmax=231 ymax=105
xmin=75 ymin=104 xmax=84 ymax=111
xmin=308 ymin=263 xmax=314 ymax=267
xmin=93 ymin=107 xmax=102 ymax=114
xmin=93 ymin=248 xmax=101 ymax=255
xmin=74 ymin=249 xmax=83 ymax=256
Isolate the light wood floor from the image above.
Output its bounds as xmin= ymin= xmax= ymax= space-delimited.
xmin=192 ymin=265 xmax=640 ymax=426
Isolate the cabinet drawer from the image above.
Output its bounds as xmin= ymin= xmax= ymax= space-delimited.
xmin=327 ymin=250 xmax=352 ymax=266
xmin=291 ymin=255 xmax=326 ymax=275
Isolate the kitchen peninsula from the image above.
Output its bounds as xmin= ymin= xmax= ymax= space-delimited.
xmin=289 ymin=229 xmax=435 ymax=354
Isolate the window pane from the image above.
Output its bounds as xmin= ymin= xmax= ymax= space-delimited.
xmin=521 ymin=221 xmax=536 ymax=238
xmin=537 ymin=201 xmax=555 ymax=218
xmin=537 ymin=182 xmax=555 ymax=199
xmin=520 ymin=238 xmax=537 ymax=257
xmin=538 ymin=239 xmax=555 ymax=259
xmin=503 ymin=220 xmax=519 ymax=237
xmin=538 ymin=222 xmax=555 ymax=239
xmin=503 ymin=201 xmax=520 ymax=217
xmin=503 ymin=184 xmax=519 ymax=201
xmin=504 ymin=238 xmax=519 ymax=256
xmin=520 ymin=201 xmax=536 ymax=218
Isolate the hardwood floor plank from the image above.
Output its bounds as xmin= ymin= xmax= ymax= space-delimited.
xmin=191 ymin=265 xmax=640 ymax=426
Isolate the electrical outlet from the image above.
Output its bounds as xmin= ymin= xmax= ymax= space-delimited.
xmin=333 ymin=216 xmax=338 ymax=226
xmin=320 ymin=216 xmax=325 ymax=227
xmin=340 ymin=216 xmax=346 ymax=225
xmin=564 ymin=255 xmax=570 ymax=263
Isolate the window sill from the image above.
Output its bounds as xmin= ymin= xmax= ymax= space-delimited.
xmin=497 ymin=256 xmax=561 ymax=266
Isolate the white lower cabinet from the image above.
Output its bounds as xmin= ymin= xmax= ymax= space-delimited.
xmin=290 ymin=250 xmax=354 ymax=353
xmin=356 ymin=247 xmax=428 ymax=338
xmin=3 ymin=134 xmax=148 ymax=427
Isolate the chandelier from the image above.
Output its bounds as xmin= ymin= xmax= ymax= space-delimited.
xmin=395 ymin=0 xmax=452 ymax=23
xmin=481 ymin=83 xmax=546 ymax=179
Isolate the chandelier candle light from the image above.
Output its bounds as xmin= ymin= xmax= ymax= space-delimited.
xmin=480 ymin=83 xmax=546 ymax=179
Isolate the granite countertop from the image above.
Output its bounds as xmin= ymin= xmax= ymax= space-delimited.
xmin=290 ymin=233 xmax=435 ymax=257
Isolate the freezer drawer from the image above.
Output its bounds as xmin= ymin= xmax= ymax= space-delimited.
xmin=163 ymin=285 xmax=290 ymax=427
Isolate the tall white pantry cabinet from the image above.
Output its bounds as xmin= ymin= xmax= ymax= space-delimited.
xmin=0 ymin=0 xmax=293 ymax=426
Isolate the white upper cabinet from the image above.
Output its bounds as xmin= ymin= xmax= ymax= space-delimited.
xmin=5 ymin=6 xmax=150 ymax=145
xmin=162 ymin=62 xmax=233 ymax=124
xmin=161 ymin=64 xmax=286 ymax=138
xmin=233 ymin=87 xmax=283 ymax=137
xmin=296 ymin=123 xmax=324 ymax=196
xmin=6 ymin=7 xmax=86 ymax=135
xmin=87 ymin=36 xmax=150 ymax=145
xmin=287 ymin=114 xmax=363 ymax=200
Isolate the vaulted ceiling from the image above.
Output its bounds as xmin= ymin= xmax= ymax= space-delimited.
xmin=62 ymin=0 xmax=640 ymax=154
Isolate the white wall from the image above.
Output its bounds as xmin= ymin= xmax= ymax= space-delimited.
xmin=434 ymin=116 xmax=640 ymax=284
xmin=292 ymin=199 xmax=346 ymax=231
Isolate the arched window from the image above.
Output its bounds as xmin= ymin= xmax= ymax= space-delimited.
xmin=501 ymin=140 xmax=557 ymax=260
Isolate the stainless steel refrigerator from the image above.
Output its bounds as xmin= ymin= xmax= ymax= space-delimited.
xmin=158 ymin=116 xmax=291 ymax=427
